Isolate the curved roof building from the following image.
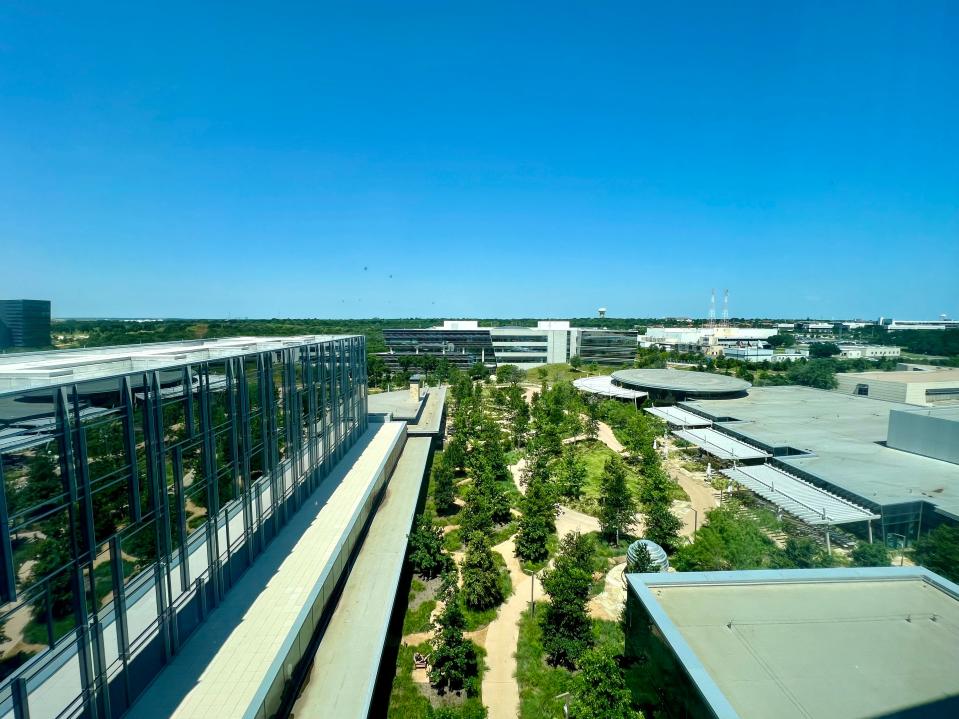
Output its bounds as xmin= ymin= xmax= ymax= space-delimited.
xmin=572 ymin=375 xmax=647 ymax=401
xmin=611 ymin=368 xmax=750 ymax=400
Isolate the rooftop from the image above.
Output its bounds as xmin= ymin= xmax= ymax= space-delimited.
xmin=683 ymin=387 xmax=959 ymax=519
xmin=0 ymin=336 xmax=357 ymax=392
xmin=838 ymin=369 xmax=959 ymax=384
xmin=628 ymin=567 xmax=959 ymax=719
xmin=572 ymin=375 xmax=647 ymax=400
xmin=613 ymin=368 xmax=751 ymax=396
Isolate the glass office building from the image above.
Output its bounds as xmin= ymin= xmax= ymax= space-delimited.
xmin=0 ymin=336 xmax=367 ymax=718
xmin=380 ymin=320 xmax=638 ymax=370
xmin=0 ymin=300 xmax=51 ymax=350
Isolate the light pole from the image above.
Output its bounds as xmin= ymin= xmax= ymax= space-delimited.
xmin=526 ymin=569 xmax=539 ymax=615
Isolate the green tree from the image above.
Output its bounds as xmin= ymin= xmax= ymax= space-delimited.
xmin=639 ymin=467 xmax=682 ymax=552
xmin=429 ymin=569 xmax=479 ymax=694
xmin=515 ymin=458 xmax=558 ymax=562
xmin=556 ymin=446 xmax=587 ymax=501
xmin=672 ymin=505 xmax=783 ymax=571
xmin=914 ymin=525 xmax=959 ymax=582
xmin=569 ymin=355 xmax=583 ymax=370
xmin=568 ymin=647 xmax=641 ymax=719
xmin=496 ymin=364 xmax=523 ymax=385
xmin=850 ymin=541 xmax=890 ymax=567
xmin=780 ymin=537 xmax=833 ymax=568
xmin=626 ymin=542 xmax=656 ymax=574
xmin=786 ymin=358 xmax=838 ymax=389
xmin=408 ymin=515 xmax=451 ymax=578
xmin=809 ymin=342 xmax=841 ymax=358
xmin=599 ymin=456 xmax=636 ymax=545
xmin=768 ymin=332 xmax=797 ymax=348
xmin=433 ymin=456 xmax=457 ymax=515
xmin=539 ymin=532 xmax=594 ymax=667
xmin=461 ymin=532 xmax=505 ymax=610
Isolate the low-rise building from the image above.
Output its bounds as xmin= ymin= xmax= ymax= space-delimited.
xmin=641 ymin=327 xmax=779 ymax=354
xmin=836 ymin=369 xmax=959 ymax=405
xmin=881 ymin=317 xmax=959 ymax=331
xmin=836 ymin=344 xmax=901 ymax=359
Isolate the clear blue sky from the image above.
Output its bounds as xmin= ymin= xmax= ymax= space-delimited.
xmin=1 ymin=2 xmax=956 ymax=320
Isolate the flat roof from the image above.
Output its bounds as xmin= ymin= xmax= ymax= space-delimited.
xmin=573 ymin=375 xmax=647 ymax=400
xmin=292 ymin=436 xmax=432 ymax=717
xmin=722 ymin=464 xmax=878 ymax=525
xmin=126 ymin=423 xmax=405 ymax=719
xmin=683 ymin=387 xmax=959 ymax=519
xmin=674 ymin=427 xmax=769 ymax=461
xmin=0 ymin=336 xmax=359 ymax=392
xmin=839 ymin=369 xmax=959 ymax=384
xmin=612 ymin=368 xmax=751 ymax=395
xmin=644 ymin=405 xmax=712 ymax=427
xmin=627 ymin=568 xmax=959 ymax=719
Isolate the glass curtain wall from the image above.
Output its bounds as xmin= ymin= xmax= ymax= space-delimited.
xmin=0 ymin=336 xmax=367 ymax=719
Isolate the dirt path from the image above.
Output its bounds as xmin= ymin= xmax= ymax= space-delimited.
xmin=482 ymin=536 xmax=529 ymax=719
xmin=663 ymin=450 xmax=719 ymax=537
xmin=589 ymin=561 xmax=627 ymax=621
xmin=595 ymin=420 xmax=625 ymax=453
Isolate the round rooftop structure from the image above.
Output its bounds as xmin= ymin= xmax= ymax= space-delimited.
xmin=572 ymin=375 xmax=647 ymax=402
xmin=611 ymin=368 xmax=750 ymax=400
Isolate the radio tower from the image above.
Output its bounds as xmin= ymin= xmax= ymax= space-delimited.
xmin=709 ymin=289 xmax=716 ymax=328
xmin=722 ymin=289 xmax=729 ymax=327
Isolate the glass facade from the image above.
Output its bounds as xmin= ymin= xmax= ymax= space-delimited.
xmin=0 ymin=336 xmax=367 ymax=718
xmin=381 ymin=329 xmax=495 ymax=369
xmin=579 ymin=330 xmax=638 ymax=366
xmin=0 ymin=300 xmax=51 ymax=350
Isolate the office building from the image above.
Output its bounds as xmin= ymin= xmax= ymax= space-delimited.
xmin=836 ymin=369 xmax=959 ymax=405
xmin=0 ymin=336 xmax=386 ymax=718
xmin=625 ymin=567 xmax=959 ymax=719
xmin=0 ymin=299 xmax=51 ymax=350
xmin=379 ymin=319 xmax=637 ymax=370
xmin=881 ymin=318 xmax=959 ymax=331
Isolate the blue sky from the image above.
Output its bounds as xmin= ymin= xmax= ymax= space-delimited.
xmin=1 ymin=2 xmax=956 ymax=320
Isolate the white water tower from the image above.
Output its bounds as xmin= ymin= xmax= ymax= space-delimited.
xmin=598 ymin=307 xmax=607 ymax=319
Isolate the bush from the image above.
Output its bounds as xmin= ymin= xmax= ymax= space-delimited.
xmin=850 ymin=541 xmax=890 ymax=567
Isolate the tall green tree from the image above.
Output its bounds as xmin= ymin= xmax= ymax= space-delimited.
xmin=461 ymin=532 xmax=505 ymax=610
xmin=599 ymin=456 xmax=636 ymax=545
xmin=432 ymin=456 xmax=457 ymax=515
xmin=429 ymin=568 xmax=479 ymax=695
xmin=515 ymin=458 xmax=558 ymax=562
xmin=408 ymin=515 xmax=451 ymax=578
xmin=539 ymin=532 xmax=594 ymax=667
xmin=556 ymin=446 xmax=587 ymax=501
xmin=639 ymin=467 xmax=682 ymax=552
xmin=568 ymin=647 xmax=642 ymax=719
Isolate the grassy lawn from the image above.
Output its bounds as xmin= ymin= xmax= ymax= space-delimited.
xmin=444 ymin=521 xmax=516 ymax=554
xmin=403 ymin=598 xmax=437 ymax=635
xmin=565 ymin=441 xmax=642 ymax=517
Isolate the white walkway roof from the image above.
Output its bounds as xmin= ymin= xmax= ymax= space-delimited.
xmin=573 ymin=375 xmax=647 ymax=400
xmin=673 ymin=427 xmax=769 ymax=461
xmin=645 ymin=406 xmax=711 ymax=427
xmin=722 ymin=464 xmax=879 ymax=526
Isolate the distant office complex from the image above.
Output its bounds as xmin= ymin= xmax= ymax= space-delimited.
xmin=0 ymin=336 xmax=372 ymax=717
xmin=625 ymin=567 xmax=959 ymax=719
xmin=640 ymin=326 xmax=779 ymax=354
xmin=881 ymin=317 xmax=959 ymax=331
xmin=0 ymin=299 xmax=51 ymax=350
xmin=379 ymin=320 xmax=637 ymax=370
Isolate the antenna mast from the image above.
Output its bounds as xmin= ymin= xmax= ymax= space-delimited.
xmin=709 ymin=289 xmax=716 ymax=328
xmin=722 ymin=289 xmax=729 ymax=327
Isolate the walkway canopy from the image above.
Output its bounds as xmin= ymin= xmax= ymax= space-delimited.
xmin=722 ymin=464 xmax=879 ymax=526
xmin=645 ymin=406 xmax=711 ymax=428
xmin=673 ymin=427 xmax=769 ymax=461
xmin=573 ymin=375 xmax=647 ymax=401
